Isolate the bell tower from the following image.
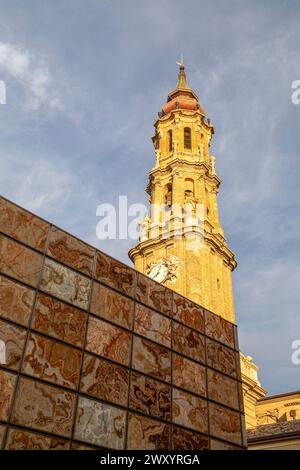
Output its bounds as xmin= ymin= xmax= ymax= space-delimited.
xmin=129 ymin=62 xmax=237 ymax=322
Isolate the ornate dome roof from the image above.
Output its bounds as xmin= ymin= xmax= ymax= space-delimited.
xmin=161 ymin=64 xmax=205 ymax=116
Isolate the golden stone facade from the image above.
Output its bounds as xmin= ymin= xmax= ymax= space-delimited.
xmin=129 ymin=63 xmax=236 ymax=322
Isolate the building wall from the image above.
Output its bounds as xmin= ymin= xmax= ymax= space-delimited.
xmin=256 ymin=392 xmax=300 ymax=425
xmin=0 ymin=196 xmax=246 ymax=450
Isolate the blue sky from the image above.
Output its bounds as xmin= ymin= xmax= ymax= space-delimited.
xmin=0 ymin=0 xmax=300 ymax=394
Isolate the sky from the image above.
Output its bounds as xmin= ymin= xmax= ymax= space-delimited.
xmin=0 ymin=0 xmax=299 ymax=395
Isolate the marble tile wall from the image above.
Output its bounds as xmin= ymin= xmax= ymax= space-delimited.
xmin=0 ymin=196 xmax=246 ymax=450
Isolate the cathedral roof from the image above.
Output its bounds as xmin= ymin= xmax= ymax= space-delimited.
xmin=161 ymin=63 xmax=205 ymax=116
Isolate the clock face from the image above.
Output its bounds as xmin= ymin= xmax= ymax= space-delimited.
xmin=148 ymin=262 xmax=168 ymax=283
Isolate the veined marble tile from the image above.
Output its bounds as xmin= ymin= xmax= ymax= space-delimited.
xmin=209 ymin=402 xmax=242 ymax=445
xmin=132 ymin=336 xmax=171 ymax=382
xmin=86 ymin=316 xmax=131 ymax=366
xmin=80 ymin=353 xmax=129 ymax=406
xmin=40 ymin=258 xmax=91 ymax=310
xmin=90 ymin=282 xmax=134 ymax=330
xmin=0 ymin=369 xmax=17 ymax=420
xmin=172 ymin=388 xmax=208 ymax=434
xmin=173 ymin=321 xmax=205 ymax=363
xmin=5 ymin=428 xmax=70 ymax=450
xmin=207 ymin=369 xmax=239 ymax=410
xmin=0 ymin=197 xmax=49 ymax=252
xmin=22 ymin=332 xmax=82 ymax=389
xmin=129 ymin=371 xmax=171 ymax=420
xmin=172 ymin=426 xmax=209 ymax=450
xmin=47 ymin=227 xmax=95 ymax=277
xmin=0 ymin=235 xmax=43 ymax=288
xmin=206 ymin=338 xmax=237 ymax=378
xmin=136 ymin=274 xmax=172 ymax=315
xmin=0 ymin=275 xmax=35 ymax=327
xmin=205 ymin=310 xmax=235 ymax=349
xmin=74 ymin=396 xmax=126 ymax=449
xmin=71 ymin=442 xmax=96 ymax=450
xmin=210 ymin=438 xmax=244 ymax=450
xmin=172 ymin=354 xmax=206 ymax=397
xmin=0 ymin=319 xmax=26 ymax=371
xmin=95 ymin=251 xmax=136 ymax=297
xmin=127 ymin=413 xmax=170 ymax=450
xmin=172 ymin=293 xmax=205 ymax=332
xmin=134 ymin=304 xmax=171 ymax=347
xmin=11 ymin=378 xmax=76 ymax=437
xmin=32 ymin=293 xmax=87 ymax=347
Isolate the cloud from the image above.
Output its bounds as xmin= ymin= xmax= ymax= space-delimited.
xmin=0 ymin=42 xmax=62 ymax=110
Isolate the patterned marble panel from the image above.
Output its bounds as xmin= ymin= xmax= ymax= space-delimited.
xmin=209 ymin=402 xmax=242 ymax=445
xmin=206 ymin=338 xmax=237 ymax=378
xmin=11 ymin=378 xmax=76 ymax=437
xmin=134 ymin=304 xmax=171 ymax=347
xmin=80 ymin=354 xmax=129 ymax=406
xmin=32 ymin=293 xmax=87 ymax=347
xmin=210 ymin=438 xmax=243 ymax=450
xmin=132 ymin=336 xmax=171 ymax=382
xmin=207 ymin=369 xmax=239 ymax=410
xmin=172 ymin=354 xmax=206 ymax=397
xmin=0 ymin=319 xmax=26 ymax=371
xmin=95 ymin=251 xmax=136 ymax=297
xmin=71 ymin=442 xmax=96 ymax=450
xmin=205 ymin=310 xmax=235 ymax=349
xmin=22 ymin=332 xmax=82 ymax=389
xmin=127 ymin=413 xmax=170 ymax=450
xmin=173 ymin=321 xmax=205 ymax=363
xmin=0 ymin=235 xmax=43 ymax=288
xmin=172 ymin=426 xmax=209 ymax=450
xmin=40 ymin=258 xmax=91 ymax=310
xmin=136 ymin=274 xmax=172 ymax=315
xmin=74 ymin=396 xmax=126 ymax=449
xmin=0 ymin=369 xmax=17 ymax=420
xmin=47 ymin=227 xmax=95 ymax=277
xmin=0 ymin=197 xmax=49 ymax=252
xmin=0 ymin=423 xmax=5 ymax=448
xmin=173 ymin=293 xmax=205 ymax=332
xmin=86 ymin=317 xmax=131 ymax=366
xmin=172 ymin=388 xmax=208 ymax=434
xmin=5 ymin=428 xmax=70 ymax=450
xmin=90 ymin=282 xmax=134 ymax=330
xmin=0 ymin=275 xmax=35 ymax=326
xmin=129 ymin=371 xmax=171 ymax=420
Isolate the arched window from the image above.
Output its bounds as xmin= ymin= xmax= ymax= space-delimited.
xmin=168 ymin=130 xmax=173 ymax=152
xmin=184 ymin=127 xmax=192 ymax=149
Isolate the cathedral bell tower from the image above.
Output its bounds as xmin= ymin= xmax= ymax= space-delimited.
xmin=129 ymin=62 xmax=237 ymax=322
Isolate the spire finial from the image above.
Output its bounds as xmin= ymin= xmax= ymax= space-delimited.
xmin=175 ymin=54 xmax=188 ymax=89
xmin=176 ymin=53 xmax=184 ymax=69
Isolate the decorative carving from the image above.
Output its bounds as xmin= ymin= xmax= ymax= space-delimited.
xmin=257 ymin=409 xmax=279 ymax=425
xmin=199 ymin=143 xmax=205 ymax=161
xmin=184 ymin=191 xmax=198 ymax=212
xmin=147 ymin=255 xmax=181 ymax=285
xmin=138 ymin=215 xmax=151 ymax=242
xmin=155 ymin=149 xmax=161 ymax=168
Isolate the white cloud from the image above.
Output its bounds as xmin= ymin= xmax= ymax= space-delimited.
xmin=0 ymin=42 xmax=62 ymax=110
